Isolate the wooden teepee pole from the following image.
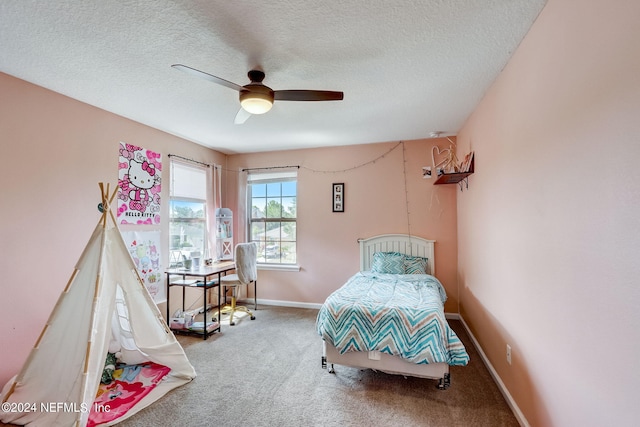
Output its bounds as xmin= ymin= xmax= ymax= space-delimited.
xmin=76 ymin=182 xmax=114 ymax=426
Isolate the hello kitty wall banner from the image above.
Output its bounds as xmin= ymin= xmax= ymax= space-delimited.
xmin=118 ymin=142 xmax=162 ymax=225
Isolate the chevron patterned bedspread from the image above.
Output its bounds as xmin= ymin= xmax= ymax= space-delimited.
xmin=316 ymin=272 xmax=469 ymax=366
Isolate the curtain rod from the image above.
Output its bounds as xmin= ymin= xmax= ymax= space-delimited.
xmin=242 ymin=165 xmax=300 ymax=172
xmin=168 ymin=154 xmax=213 ymax=168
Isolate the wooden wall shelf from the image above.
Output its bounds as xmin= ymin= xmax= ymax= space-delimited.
xmin=433 ymin=157 xmax=474 ymax=191
xmin=433 ymin=172 xmax=473 ymax=185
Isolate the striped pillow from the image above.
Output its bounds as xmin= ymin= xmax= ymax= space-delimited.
xmin=405 ymin=255 xmax=428 ymax=274
xmin=371 ymin=252 xmax=406 ymax=274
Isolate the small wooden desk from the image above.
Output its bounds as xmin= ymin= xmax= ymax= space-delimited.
xmin=165 ymin=261 xmax=235 ymax=340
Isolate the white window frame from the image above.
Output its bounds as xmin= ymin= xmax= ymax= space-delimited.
xmin=247 ymin=171 xmax=298 ymax=269
xmin=169 ymin=161 xmax=208 ymax=268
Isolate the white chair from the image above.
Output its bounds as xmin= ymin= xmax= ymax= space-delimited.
xmin=220 ymin=242 xmax=257 ymax=326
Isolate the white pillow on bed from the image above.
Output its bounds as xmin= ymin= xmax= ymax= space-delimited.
xmin=371 ymin=252 xmax=406 ymax=274
xmin=404 ymin=255 xmax=428 ymax=274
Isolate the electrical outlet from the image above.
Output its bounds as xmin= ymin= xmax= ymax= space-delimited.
xmin=506 ymin=344 xmax=512 ymax=365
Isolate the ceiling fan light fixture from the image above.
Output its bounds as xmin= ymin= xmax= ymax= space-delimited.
xmin=173 ymin=65 xmax=343 ymax=122
xmin=240 ymin=87 xmax=274 ymax=114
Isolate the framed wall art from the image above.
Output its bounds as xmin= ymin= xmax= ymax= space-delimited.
xmin=332 ymin=183 xmax=344 ymax=212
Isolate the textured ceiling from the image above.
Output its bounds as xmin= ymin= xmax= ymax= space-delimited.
xmin=0 ymin=0 xmax=545 ymax=154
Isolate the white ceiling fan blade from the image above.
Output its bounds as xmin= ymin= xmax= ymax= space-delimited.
xmin=171 ymin=64 xmax=243 ymax=91
xmin=234 ymin=108 xmax=252 ymax=124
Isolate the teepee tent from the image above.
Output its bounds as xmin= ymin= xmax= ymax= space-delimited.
xmin=0 ymin=184 xmax=196 ymax=426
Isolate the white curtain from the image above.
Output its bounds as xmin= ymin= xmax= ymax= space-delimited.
xmin=236 ymin=168 xmax=248 ymax=244
xmin=205 ymin=165 xmax=218 ymax=260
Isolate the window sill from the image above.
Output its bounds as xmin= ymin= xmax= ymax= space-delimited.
xmin=257 ymin=264 xmax=301 ymax=272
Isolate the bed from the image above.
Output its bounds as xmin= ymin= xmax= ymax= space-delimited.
xmin=316 ymin=234 xmax=469 ymax=389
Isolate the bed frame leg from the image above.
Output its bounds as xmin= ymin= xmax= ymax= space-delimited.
xmin=437 ymin=373 xmax=450 ymax=390
xmin=321 ymin=356 xmax=335 ymax=374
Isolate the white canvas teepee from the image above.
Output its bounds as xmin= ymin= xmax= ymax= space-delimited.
xmin=0 ymin=184 xmax=196 ymax=427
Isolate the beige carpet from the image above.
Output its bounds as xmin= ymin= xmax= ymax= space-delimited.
xmin=1 ymin=305 xmax=518 ymax=427
xmin=119 ymin=305 xmax=518 ymax=427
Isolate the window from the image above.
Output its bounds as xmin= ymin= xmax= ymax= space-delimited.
xmin=248 ymin=172 xmax=297 ymax=265
xmin=170 ymin=161 xmax=208 ymax=268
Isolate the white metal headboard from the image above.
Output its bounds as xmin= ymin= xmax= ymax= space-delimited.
xmin=358 ymin=234 xmax=436 ymax=275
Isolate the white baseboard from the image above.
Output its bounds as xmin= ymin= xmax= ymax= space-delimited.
xmin=237 ymin=298 xmax=323 ymax=310
xmin=457 ymin=315 xmax=530 ymax=427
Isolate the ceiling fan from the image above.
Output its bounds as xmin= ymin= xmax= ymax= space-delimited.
xmin=171 ymin=64 xmax=344 ymax=124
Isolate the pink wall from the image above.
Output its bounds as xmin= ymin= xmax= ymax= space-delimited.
xmin=0 ymin=73 xmax=226 ymax=386
xmin=225 ymin=140 xmax=460 ymax=308
xmin=456 ymin=0 xmax=640 ymax=425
